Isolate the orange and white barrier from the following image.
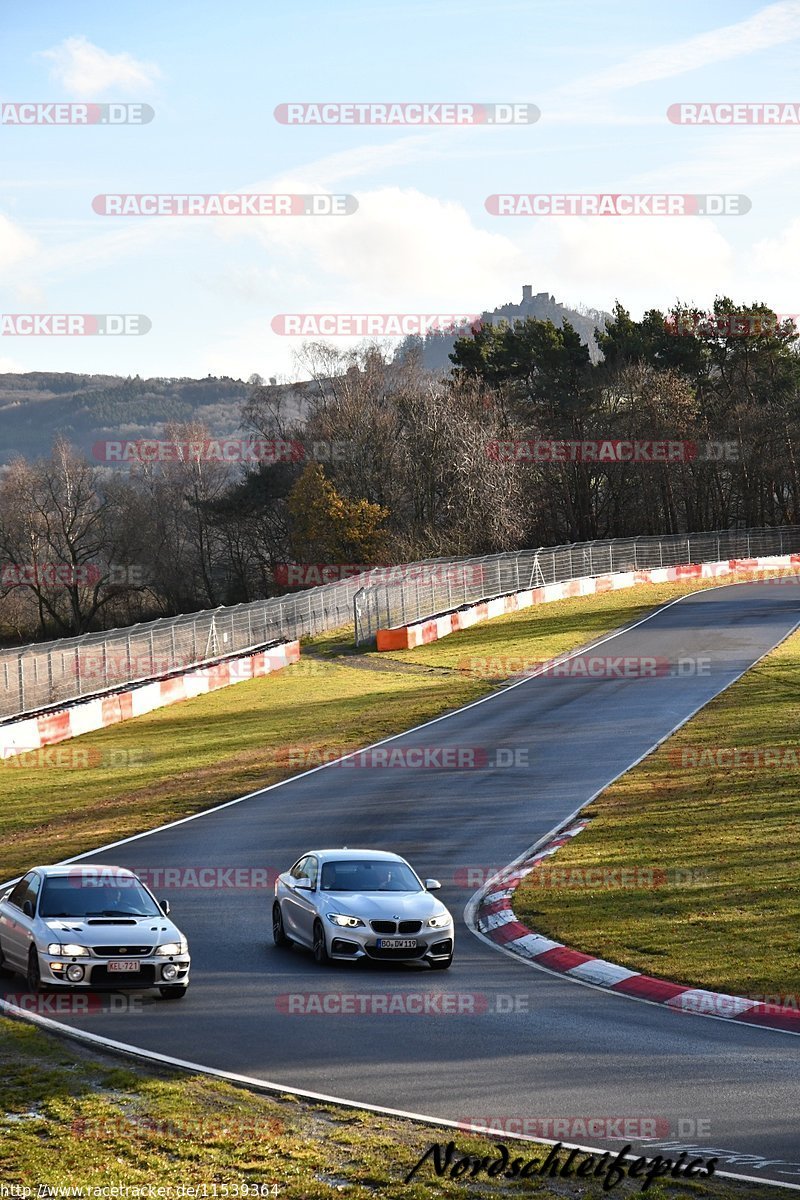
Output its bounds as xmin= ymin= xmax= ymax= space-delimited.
xmin=375 ymin=556 xmax=800 ymax=651
xmin=0 ymin=641 xmax=300 ymax=759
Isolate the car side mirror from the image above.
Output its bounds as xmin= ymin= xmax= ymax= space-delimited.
xmin=159 ymin=899 xmax=170 ymax=915
xmin=294 ymin=877 xmax=312 ymax=890
xmin=425 ymin=879 xmax=442 ymax=891
xmin=0 ymin=888 xmax=12 ymax=904
xmin=22 ymin=900 xmax=34 ymax=917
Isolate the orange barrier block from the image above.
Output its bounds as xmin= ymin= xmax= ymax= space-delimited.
xmin=37 ymin=709 xmax=72 ymax=746
xmin=376 ymin=627 xmax=411 ymax=651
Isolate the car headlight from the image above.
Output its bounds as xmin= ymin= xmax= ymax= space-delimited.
xmin=427 ymin=915 xmax=451 ymax=929
xmin=47 ymin=943 xmax=89 ymax=956
xmin=326 ymin=914 xmax=365 ymax=928
xmin=156 ymin=939 xmax=188 ymax=956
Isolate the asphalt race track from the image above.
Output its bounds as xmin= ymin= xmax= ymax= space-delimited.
xmin=3 ymin=581 xmax=800 ymax=1186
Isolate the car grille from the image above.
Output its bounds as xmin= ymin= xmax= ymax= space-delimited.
xmin=398 ymin=920 xmax=422 ymax=934
xmin=91 ymin=946 xmax=153 ymax=957
xmin=370 ymin=920 xmax=396 ymax=934
xmin=89 ymin=964 xmax=156 ymax=986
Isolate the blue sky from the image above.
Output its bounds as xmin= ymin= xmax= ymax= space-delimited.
xmin=2 ymin=0 xmax=800 ymax=379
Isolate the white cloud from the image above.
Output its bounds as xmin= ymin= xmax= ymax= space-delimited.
xmin=516 ymin=216 xmax=735 ymax=317
xmin=748 ymin=217 xmax=800 ymax=309
xmin=0 ymin=213 xmax=38 ymax=270
xmin=214 ymin=183 xmax=524 ymax=315
xmin=552 ymin=1 xmax=800 ymax=99
xmin=39 ymin=36 xmax=160 ymax=99
xmin=197 ymin=186 xmax=525 ymax=376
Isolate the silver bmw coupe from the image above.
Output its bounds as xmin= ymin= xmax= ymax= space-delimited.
xmin=273 ymin=848 xmax=454 ymax=969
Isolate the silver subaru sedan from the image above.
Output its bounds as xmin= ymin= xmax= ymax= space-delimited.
xmin=0 ymin=864 xmax=191 ymax=999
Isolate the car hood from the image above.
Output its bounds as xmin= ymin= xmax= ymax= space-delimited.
xmin=42 ymin=915 xmax=182 ymax=944
xmin=318 ymin=891 xmax=449 ymax=921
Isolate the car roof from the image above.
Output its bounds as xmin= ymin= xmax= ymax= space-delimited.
xmin=27 ymin=864 xmax=137 ymax=878
xmin=301 ymin=849 xmax=409 ymax=864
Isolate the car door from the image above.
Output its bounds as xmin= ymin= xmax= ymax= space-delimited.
xmin=282 ymin=857 xmax=311 ymax=941
xmin=291 ymin=855 xmax=319 ymax=944
xmin=0 ymin=873 xmax=38 ymax=969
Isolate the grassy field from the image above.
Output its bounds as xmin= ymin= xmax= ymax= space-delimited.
xmin=0 ymin=662 xmax=486 ymax=883
xmin=0 ymin=1016 xmax=788 ymax=1199
xmin=0 ymin=576 xmax=720 ymax=883
xmin=368 ymin=576 xmax=767 ymax=673
xmin=514 ymin=626 xmax=800 ymax=997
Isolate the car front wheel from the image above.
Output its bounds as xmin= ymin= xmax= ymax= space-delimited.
xmin=272 ymin=902 xmax=292 ymax=947
xmin=313 ymin=920 xmax=330 ymax=966
xmin=26 ymin=946 xmax=42 ymax=992
xmin=0 ymin=942 xmax=13 ymax=977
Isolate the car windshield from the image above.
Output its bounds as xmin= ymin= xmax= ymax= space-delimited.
xmin=39 ymin=876 xmax=161 ymax=918
xmin=320 ymin=860 xmax=421 ymax=893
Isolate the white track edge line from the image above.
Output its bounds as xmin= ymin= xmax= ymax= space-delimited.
xmin=0 ymin=997 xmax=796 ymax=1192
xmin=463 ymin=609 xmax=800 ymax=1042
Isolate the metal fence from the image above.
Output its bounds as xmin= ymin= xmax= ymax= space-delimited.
xmin=3 ymin=524 xmax=799 ymax=722
xmin=0 ymin=561 xmax=454 ymax=723
xmin=353 ymin=525 xmax=800 ymax=645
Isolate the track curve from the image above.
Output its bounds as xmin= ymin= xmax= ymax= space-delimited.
xmin=3 ymin=581 xmax=800 ymax=1186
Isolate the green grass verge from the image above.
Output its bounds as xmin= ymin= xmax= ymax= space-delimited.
xmin=0 ymin=577 xmax=720 ymax=883
xmin=514 ymin=626 xmax=800 ymax=997
xmin=0 ymin=1017 xmax=787 ymax=1198
xmin=373 ymin=579 xmax=721 ymax=672
xmin=0 ymin=664 xmax=489 ymax=882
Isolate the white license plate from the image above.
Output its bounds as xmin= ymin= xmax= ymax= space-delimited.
xmin=377 ymin=938 xmax=417 ymax=950
xmin=108 ymin=959 xmax=140 ymax=972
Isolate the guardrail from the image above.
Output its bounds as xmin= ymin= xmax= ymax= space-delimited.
xmin=352 ymin=526 xmax=800 ymax=645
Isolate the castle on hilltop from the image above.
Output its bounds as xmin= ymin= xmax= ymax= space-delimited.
xmin=521 ymin=284 xmax=555 ymax=306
